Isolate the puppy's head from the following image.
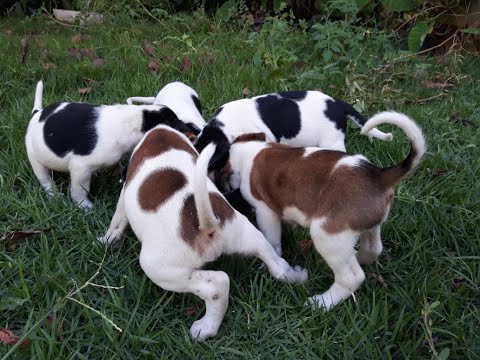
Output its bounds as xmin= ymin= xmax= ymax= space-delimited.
xmin=142 ymin=106 xmax=197 ymax=143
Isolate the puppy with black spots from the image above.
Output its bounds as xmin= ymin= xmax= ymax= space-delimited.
xmin=195 ymin=90 xmax=393 ymax=177
xmin=98 ymin=125 xmax=307 ymax=340
xmin=225 ymin=111 xmax=426 ymax=311
xmin=126 ymin=81 xmax=205 ymax=136
xmin=25 ymin=80 xmax=193 ymax=209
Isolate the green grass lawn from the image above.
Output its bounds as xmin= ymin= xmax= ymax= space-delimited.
xmin=0 ymin=10 xmax=479 ymax=359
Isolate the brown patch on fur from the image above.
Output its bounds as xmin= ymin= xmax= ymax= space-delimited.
xmin=233 ymin=132 xmax=266 ymax=143
xmin=138 ymin=168 xmax=187 ymax=211
xmin=249 ymin=144 xmax=393 ymax=234
xmin=214 ymin=160 xmax=233 ymax=189
xmin=125 ymin=128 xmax=198 ymax=185
xmin=180 ymin=192 xmax=235 ymax=254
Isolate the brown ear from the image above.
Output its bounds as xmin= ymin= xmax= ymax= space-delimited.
xmin=233 ymin=132 xmax=267 ymax=144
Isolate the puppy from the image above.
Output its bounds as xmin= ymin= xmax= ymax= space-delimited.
xmin=194 ymin=90 xmax=393 ymax=173
xmin=126 ymin=81 xmax=205 ymax=135
xmin=25 ymin=80 xmax=192 ymax=209
xmin=98 ymin=125 xmax=308 ymax=340
xmin=226 ymin=111 xmax=426 ymax=311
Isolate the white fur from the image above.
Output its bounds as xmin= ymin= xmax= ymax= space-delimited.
xmin=127 ymin=81 xmax=205 ymax=130
xmin=332 ymin=154 xmax=368 ymax=171
xmin=99 ymin=126 xmax=308 ymax=340
xmin=25 ymin=81 xmax=175 ymax=209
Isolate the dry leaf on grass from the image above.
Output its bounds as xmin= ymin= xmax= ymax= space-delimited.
xmin=179 ymin=56 xmax=191 ymax=72
xmin=42 ymin=63 xmax=57 ymax=70
xmin=422 ymin=80 xmax=454 ymax=89
xmin=79 ymin=47 xmax=97 ymax=59
xmin=69 ymin=47 xmax=80 ymax=59
xmin=298 ymin=238 xmax=314 ymax=253
xmin=432 ymin=168 xmax=448 ymax=177
xmin=370 ymin=273 xmax=387 ymax=288
xmin=293 ymin=61 xmax=305 ymax=69
xmin=184 ymin=306 xmax=198 ymax=316
xmin=1 ymin=227 xmax=51 ymax=242
xmin=79 ymin=87 xmax=91 ymax=95
xmin=92 ymin=58 xmax=106 ymax=67
xmin=450 ymin=111 xmax=475 ymax=126
xmin=142 ymin=40 xmax=155 ymax=56
xmin=242 ymin=87 xmax=251 ymax=97
xmin=0 ymin=328 xmax=29 ymax=347
xmin=148 ymin=59 xmax=160 ymax=72
xmin=71 ymin=34 xmax=90 ymax=44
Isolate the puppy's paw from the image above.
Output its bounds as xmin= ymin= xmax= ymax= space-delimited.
xmin=77 ymin=199 xmax=94 ymax=211
xmin=305 ymin=294 xmax=333 ymax=311
xmin=190 ymin=318 xmax=220 ymax=341
xmin=283 ymin=265 xmax=308 ymax=284
xmin=97 ymin=230 xmax=123 ymax=245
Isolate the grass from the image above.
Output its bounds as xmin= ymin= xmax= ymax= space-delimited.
xmin=0 ymin=9 xmax=479 ymax=359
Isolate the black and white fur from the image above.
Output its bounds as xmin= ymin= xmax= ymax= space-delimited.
xmin=126 ymin=81 xmax=205 ymax=135
xmin=98 ymin=125 xmax=307 ymax=340
xmin=25 ymin=80 xmax=192 ymax=209
xmin=195 ymin=90 xmax=393 ymax=173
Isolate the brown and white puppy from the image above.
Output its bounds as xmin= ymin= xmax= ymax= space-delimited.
xmin=98 ymin=125 xmax=307 ymax=340
xmin=226 ymin=111 xmax=426 ymax=311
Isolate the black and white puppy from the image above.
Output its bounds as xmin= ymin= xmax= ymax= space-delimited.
xmin=126 ymin=81 xmax=206 ymax=136
xmin=25 ymin=80 xmax=192 ymax=209
xmin=195 ymin=90 xmax=393 ymax=174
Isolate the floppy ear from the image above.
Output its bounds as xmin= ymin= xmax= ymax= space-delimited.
xmin=233 ymin=132 xmax=267 ymax=143
xmin=195 ymin=125 xmax=230 ymax=171
xmin=141 ymin=106 xmax=192 ymax=134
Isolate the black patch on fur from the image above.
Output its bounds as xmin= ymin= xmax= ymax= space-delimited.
xmin=32 ymin=109 xmax=39 ymax=116
xmin=42 ymin=103 xmax=99 ymax=157
xmin=223 ymin=188 xmax=252 ymax=215
xmin=194 ymin=125 xmax=230 ymax=171
xmin=324 ymin=98 xmax=367 ymax=133
xmin=256 ymin=95 xmax=301 ymax=142
xmin=191 ymin=94 xmax=202 ymax=115
xmin=212 ymin=107 xmax=224 ymax=118
xmin=142 ymin=107 xmax=192 ymax=134
xmin=39 ymin=102 xmax=63 ymax=122
xmin=278 ymin=90 xmax=307 ymax=101
xmin=186 ymin=123 xmax=201 ymax=135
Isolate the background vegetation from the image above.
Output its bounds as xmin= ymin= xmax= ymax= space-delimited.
xmin=0 ymin=0 xmax=479 ymax=358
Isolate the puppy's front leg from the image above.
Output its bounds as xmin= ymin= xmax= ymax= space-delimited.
xmin=98 ymin=186 xmax=129 ymax=245
xmin=255 ymin=203 xmax=282 ymax=256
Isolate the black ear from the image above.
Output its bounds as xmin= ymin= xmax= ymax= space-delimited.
xmin=186 ymin=122 xmax=201 ymax=135
xmin=142 ymin=107 xmax=192 ymax=134
xmin=195 ymin=125 xmax=230 ymax=171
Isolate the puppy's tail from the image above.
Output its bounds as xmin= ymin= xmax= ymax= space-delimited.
xmin=361 ymin=111 xmax=426 ymax=187
xmin=339 ymin=98 xmax=393 ymax=141
xmin=194 ymin=143 xmax=220 ymax=230
xmin=32 ymin=80 xmax=43 ymax=115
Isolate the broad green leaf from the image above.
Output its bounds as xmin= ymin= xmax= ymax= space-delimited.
xmin=215 ymin=0 xmax=236 ymax=22
xmin=461 ymin=28 xmax=480 ymax=34
xmin=356 ymin=0 xmax=371 ymax=9
xmin=380 ymin=0 xmax=416 ymax=12
xmin=438 ymin=348 xmax=450 ymax=360
xmin=408 ymin=21 xmax=428 ymax=52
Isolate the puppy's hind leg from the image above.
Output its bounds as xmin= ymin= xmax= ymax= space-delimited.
xmin=69 ymin=161 xmax=94 ymax=210
xmin=255 ymin=203 xmax=283 ymax=256
xmin=307 ymin=221 xmax=365 ymax=311
xmin=98 ymin=186 xmax=129 ymax=245
xmin=26 ymin=139 xmax=55 ymax=196
xmin=225 ymin=216 xmax=308 ymax=284
xmin=356 ymin=226 xmax=383 ymax=265
xmin=139 ymin=252 xmax=230 ymax=341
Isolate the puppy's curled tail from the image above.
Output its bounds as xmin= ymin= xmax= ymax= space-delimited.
xmin=361 ymin=111 xmax=426 ymax=187
xmin=32 ymin=80 xmax=43 ymax=115
xmin=194 ymin=143 xmax=220 ymax=230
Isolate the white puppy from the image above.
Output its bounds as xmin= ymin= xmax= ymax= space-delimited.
xmin=98 ymin=125 xmax=308 ymax=340
xmin=226 ymin=111 xmax=426 ymax=311
xmin=25 ymin=80 xmax=192 ymax=209
xmin=126 ymin=81 xmax=205 ymax=135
